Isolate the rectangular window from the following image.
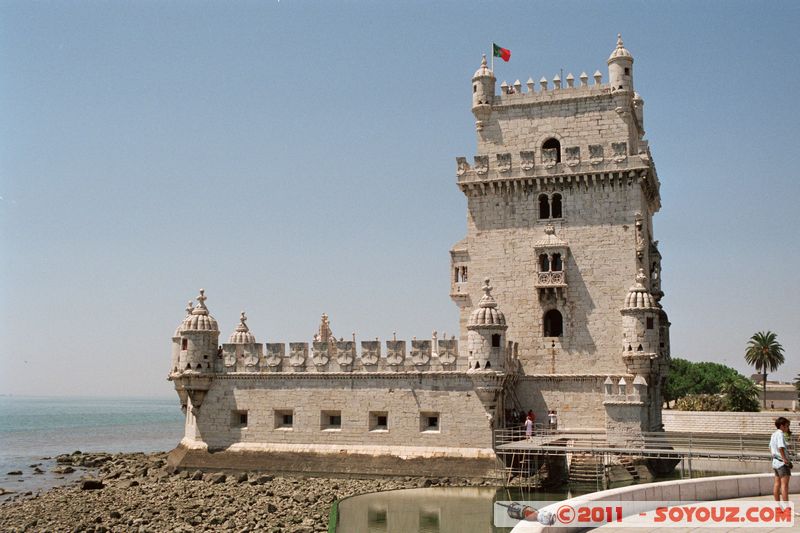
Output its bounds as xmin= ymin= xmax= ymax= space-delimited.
xmin=181 ymin=338 xmax=188 ymax=350
xmin=420 ymin=411 xmax=440 ymax=432
xmin=370 ymin=411 xmax=388 ymax=431
xmin=274 ymin=409 xmax=293 ymax=430
xmin=646 ymin=317 xmax=654 ymax=330
xmin=491 ymin=334 xmax=501 ymax=348
xmin=231 ymin=410 xmax=248 ymax=429
xmin=321 ymin=410 xmax=341 ymax=430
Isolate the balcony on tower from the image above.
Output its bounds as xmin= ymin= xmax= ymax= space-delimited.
xmin=534 ymin=224 xmax=569 ymax=298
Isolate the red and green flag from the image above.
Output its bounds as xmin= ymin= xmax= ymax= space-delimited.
xmin=493 ymin=43 xmax=511 ymax=62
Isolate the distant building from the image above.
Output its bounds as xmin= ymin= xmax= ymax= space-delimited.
xmin=167 ymin=35 xmax=670 ymax=477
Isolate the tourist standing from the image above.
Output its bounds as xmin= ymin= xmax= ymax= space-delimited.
xmin=524 ymin=414 xmax=533 ymax=440
xmin=771 ymin=417 xmax=793 ymax=506
xmin=548 ymin=410 xmax=558 ymax=431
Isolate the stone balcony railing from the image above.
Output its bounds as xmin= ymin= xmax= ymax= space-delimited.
xmin=535 ymin=271 xmax=567 ymax=288
xmin=456 ymin=153 xmax=651 ymax=186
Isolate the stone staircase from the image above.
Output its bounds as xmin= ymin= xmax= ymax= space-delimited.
xmin=568 ymin=453 xmax=605 ymax=486
xmin=618 ymin=455 xmax=640 ymax=481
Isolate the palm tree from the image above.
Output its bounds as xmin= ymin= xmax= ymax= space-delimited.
xmin=744 ymin=331 xmax=785 ymax=409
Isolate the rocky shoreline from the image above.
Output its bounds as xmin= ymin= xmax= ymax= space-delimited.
xmin=0 ymin=451 xmax=495 ymax=532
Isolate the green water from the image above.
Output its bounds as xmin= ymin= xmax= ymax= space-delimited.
xmin=335 ymin=471 xmax=738 ymax=533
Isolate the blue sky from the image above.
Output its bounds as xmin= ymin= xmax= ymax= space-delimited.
xmin=1 ymin=1 xmax=798 ymax=396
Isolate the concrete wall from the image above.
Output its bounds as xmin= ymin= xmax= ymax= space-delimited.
xmin=512 ymin=473 xmax=800 ymax=532
xmin=662 ymin=410 xmax=800 ymax=435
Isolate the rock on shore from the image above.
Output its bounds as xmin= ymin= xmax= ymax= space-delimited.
xmin=0 ymin=451 xmax=492 ymax=532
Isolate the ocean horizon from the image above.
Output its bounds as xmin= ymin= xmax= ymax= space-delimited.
xmin=0 ymin=395 xmax=184 ymax=495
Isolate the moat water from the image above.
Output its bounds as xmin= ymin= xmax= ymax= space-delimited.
xmin=0 ymin=395 xmax=183 ymax=495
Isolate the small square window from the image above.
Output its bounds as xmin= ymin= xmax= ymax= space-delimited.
xmin=232 ymin=410 xmax=248 ymax=429
xmin=420 ymin=411 xmax=440 ymax=432
xmin=321 ymin=410 xmax=341 ymax=430
xmin=370 ymin=411 xmax=388 ymax=432
xmin=274 ymin=409 xmax=293 ymax=430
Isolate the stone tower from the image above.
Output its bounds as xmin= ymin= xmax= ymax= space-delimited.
xmin=451 ymin=35 xmax=669 ymax=430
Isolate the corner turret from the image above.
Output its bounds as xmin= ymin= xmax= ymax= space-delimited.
xmin=607 ymin=34 xmax=634 ymax=92
xmin=174 ymin=289 xmax=220 ymax=374
xmin=467 ymin=279 xmax=508 ymax=371
xmin=169 ymin=289 xmax=219 ymax=414
xmin=471 ymin=55 xmax=495 ymax=131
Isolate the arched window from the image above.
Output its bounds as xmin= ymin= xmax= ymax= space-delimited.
xmin=539 ymin=254 xmax=550 ymax=272
xmin=543 ymin=310 xmax=563 ymax=337
xmin=538 ymin=194 xmax=550 ymax=219
xmin=552 ymin=253 xmax=563 ymax=272
xmin=542 ymin=138 xmax=561 ymax=163
xmin=551 ymin=193 xmax=562 ymax=218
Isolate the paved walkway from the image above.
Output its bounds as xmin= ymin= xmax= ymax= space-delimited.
xmin=591 ymin=493 xmax=800 ymax=532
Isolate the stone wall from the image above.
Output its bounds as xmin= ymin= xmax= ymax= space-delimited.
xmin=188 ymin=374 xmax=496 ymax=453
xmin=479 ymin=90 xmax=639 ymax=158
xmin=458 ymin=178 xmax=651 ymax=375
xmin=514 ymin=375 xmax=609 ymax=429
xmin=662 ymin=410 xmax=800 ymax=435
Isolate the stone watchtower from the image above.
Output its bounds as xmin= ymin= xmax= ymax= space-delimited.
xmin=170 ymin=289 xmax=219 ymax=417
xmin=451 ymin=35 xmax=670 ymax=433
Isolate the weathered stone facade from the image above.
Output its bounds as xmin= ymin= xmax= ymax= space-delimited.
xmin=167 ymin=36 xmax=670 ymax=476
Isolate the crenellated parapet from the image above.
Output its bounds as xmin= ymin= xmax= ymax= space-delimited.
xmin=216 ymin=336 xmax=461 ymax=374
xmin=455 ymin=150 xmax=660 ymax=212
xmin=496 ymin=70 xmax=607 ymax=103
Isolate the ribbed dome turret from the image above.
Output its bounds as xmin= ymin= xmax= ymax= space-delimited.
xmin=608 ymin=34 xmax=633 ymax=61
xmin=623 ymin=269 xmax=657 ymax=309
xmin=174 ymin=300 xmax=195 ymax=336
xmin=473 ymin=54 xmax=494 ymax=80
xmin=468 ymin=279 xmax=507 ymax=328
xmin=228 ymin=311 xmax=256 ymax=344
xmin=181 ymin=289 xmax=220 ymax=332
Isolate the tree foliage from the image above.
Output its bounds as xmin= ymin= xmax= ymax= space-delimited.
xmin=744 ymin=331 xmax=785 ymax=408
xmin=720 ymin=376 xmax=761 ymax=412
xmin=674 ymin=394 xmax=727 ymax=411
xmin=664 ymin=358 xmax=741 ymax=405
xmin=665 ymin=358 xmax=759 ymax=411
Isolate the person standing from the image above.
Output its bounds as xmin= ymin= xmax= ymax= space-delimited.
xmin=771 ymin=417 xmax=793 ymax=506
xmin=524 ymin=414 xmax=533 ymax=440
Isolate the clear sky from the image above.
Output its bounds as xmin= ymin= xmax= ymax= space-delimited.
xmin=1 ymin=1 xmax=798 ymax=397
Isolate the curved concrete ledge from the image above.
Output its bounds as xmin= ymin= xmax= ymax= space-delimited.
xmin=511 ymin=473 xmax=800 ymax=532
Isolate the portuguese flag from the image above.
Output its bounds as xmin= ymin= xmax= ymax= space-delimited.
xmin=493 ymin=43 xmax=511 ymax=62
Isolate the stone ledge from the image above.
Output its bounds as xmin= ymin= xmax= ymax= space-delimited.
xmin=167 ymin=442 xmax=502 ymax=480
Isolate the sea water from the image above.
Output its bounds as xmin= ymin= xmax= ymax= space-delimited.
xmin=0 ymin=396 xmax=183 ymax=496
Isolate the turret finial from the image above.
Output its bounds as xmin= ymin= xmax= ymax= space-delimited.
xmin=236 ymin=311 xmax=249 ymax=332
xmin=186 ymin=301 xmax=194 ymax=316
xmin=478 ymin=278 xmax=498 ymax=309
xmin=635 ymin=268 xmax=647 ymax=287
xmin=617 ymin=33 xmax=624 ymax=48
xmin=481 ymin=54 xmax=487 ymax=68
xmin=192 ymin=289 xmax=209 ymax=315
xmin=197 ymin=289 xmax=207 ymax=309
